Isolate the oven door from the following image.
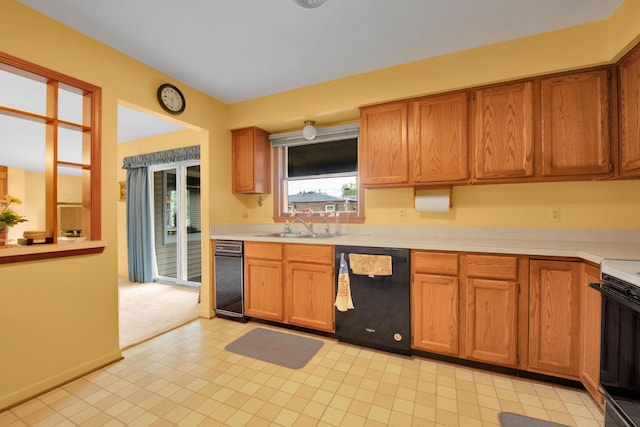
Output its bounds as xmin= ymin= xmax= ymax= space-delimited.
xmin=606 ymin=397 xmax=635 ymax=427
xmin=590 ymin=283 xmax=640 ymax=400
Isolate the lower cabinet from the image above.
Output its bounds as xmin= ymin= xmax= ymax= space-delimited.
xmin=244 ymin=242 xmax=284 ymax=321
xmin=411 ymin=251 xmax=520 ymax=367
xmin=285 ymin=244 xmax=335 ymax=332
xmin=528 ymin=259 xmax=581 ymax=379
xmin=244 ymin=241 xmax=335 ymax=332
xmin=463 ymin=254 xmax=519 ymax=367
xmin=412 ymin=251 xmax=460 ymax=356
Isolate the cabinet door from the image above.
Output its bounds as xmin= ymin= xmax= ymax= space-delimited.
xmin=580 ymin=263 xmax=602 ymax=406
xmin=619 ymin=47 xmax=640 ymax=177
xmin=541 ymin=70 xmax=612 ymax=178
xmin=285 ymin=262 xmax=334 ymax=332
xmin=464 ymin=278 xmax=518 ymax=366
xmin=472 ymin=82 xmax=534 ymax=180
xmin=529 ymin=260 xmax=581 ymax=378
xmin=231 ymin=127 xmax=271 ymax=194
xmin=412 ymin=273 xmax=459 ymax=355
xmin=359 ymin=102 xmax=410 ymax=187
xmin=412 ymin=93 xmax=470 ymax=184
xmin=244 ymin=258 xmax=284 ymax=321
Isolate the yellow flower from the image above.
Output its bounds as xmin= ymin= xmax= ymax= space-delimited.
xmin=5 ymin=195 xmax=22 ymax=204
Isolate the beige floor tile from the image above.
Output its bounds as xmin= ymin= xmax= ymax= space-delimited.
xmin=458 ymin=414 xmax=485 ymax=427
xmin=367 ymin=405 xmax=391 ymax=424
xmin=546 ymin=409 xmax=578 ymax=426
xmin=302 ymin=400 xmax=327 ymax=419
xmin=435 ymin=408 xmax=459 ymax=427
xmin=413 ymin=402 xmax=436 ymax=421
xmin=340 ymin=412 xmax=366 ymax=427
xmin=320 ymin=406 xmax=345 ymax=426
xmin=1 ymin=319 xmax=605 ymax=427
xmin=387 ymin=411 xmax=413 ymax=427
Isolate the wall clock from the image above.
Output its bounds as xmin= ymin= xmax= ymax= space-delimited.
xmin=157 ymin=83 xmax=186 ymax=114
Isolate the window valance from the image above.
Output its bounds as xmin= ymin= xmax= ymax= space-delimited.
xmin=269 ymin=123 xmax=359 ymax=148
xmin=122 ymin=145 xmax=200 ymax=169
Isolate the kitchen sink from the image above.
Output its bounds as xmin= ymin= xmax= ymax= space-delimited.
xmin=255 ymin=232 xmax=335 ymax=239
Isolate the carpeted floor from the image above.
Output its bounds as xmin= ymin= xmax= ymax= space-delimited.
xmin=118 ymin=277 xmax=200 ymax=349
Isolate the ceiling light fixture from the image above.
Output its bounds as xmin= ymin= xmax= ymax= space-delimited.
xmin=302 ymin=121 xmax=317 ymax=140
xmin=296 ymin=0 xmax=328 ymax=9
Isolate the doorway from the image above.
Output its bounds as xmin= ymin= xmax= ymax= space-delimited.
xmin=150 ymin=162 xmax=201 ymax=287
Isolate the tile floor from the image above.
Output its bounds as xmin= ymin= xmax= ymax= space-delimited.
xmin=1 ymin=318 xmax=604 ymax=426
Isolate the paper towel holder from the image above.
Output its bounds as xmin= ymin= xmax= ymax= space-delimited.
xmin=413 ymin=187 xmax=453 ymax=209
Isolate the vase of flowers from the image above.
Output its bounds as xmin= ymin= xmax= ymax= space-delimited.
xmin=0 ymin=195 xmax=28 ymax=246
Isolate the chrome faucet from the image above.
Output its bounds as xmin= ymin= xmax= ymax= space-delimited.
xmin=292 ymin=217 xmax=314 ymax=234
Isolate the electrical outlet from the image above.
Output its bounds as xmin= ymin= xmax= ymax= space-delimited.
xmin=399 ymin=209 xmax=406 ymax=218
xmin=549 ymin=207 xmax=561 ymax=223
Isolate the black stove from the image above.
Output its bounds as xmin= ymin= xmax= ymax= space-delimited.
xmin=592 ymin=260 xmax=640 ymax=427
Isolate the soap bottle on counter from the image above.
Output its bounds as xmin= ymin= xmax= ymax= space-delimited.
xmin=283 ymin=220 xmax=291 ymax=234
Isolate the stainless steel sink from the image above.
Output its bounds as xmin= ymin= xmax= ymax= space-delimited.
xmin=255 ymin=232 xmax=334 ymax=239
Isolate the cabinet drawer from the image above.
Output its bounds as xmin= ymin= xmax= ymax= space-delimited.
xmin=286 ymin=244 xmax=333 ymax=265
xmin=413 ymin=251 xmax=459 ymax=276
xmin=466 ymin=254 xmax=517 ymax=280
xmin=245 ymin=242 xmax=283 ymax=261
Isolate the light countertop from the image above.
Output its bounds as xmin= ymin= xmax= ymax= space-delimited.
xmin=211 ymin=225 xmax=640 ymax=265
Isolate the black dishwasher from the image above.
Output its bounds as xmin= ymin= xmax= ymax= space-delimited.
xmin=334 ymin=246 xmax=411 ymax=355
xmin=214 ymin=240 xmax=246 ymax=321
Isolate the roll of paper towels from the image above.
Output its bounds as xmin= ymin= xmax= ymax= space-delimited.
xmin=415 ymin=194 xmax=450 ymax=212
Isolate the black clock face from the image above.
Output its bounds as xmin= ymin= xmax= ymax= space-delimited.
xmin=157 ymin=83 xmax=185 ymax=114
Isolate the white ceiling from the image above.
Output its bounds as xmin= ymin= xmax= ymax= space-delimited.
xmin=19 ymin=0 xmax=622 ymax=104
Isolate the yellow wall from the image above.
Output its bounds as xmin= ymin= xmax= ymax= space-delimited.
xmin=0 ymin=0 xmax=227 ymax=409
xmin=227 ymin=2 xmax=640 ymax=230
xmin=2 ymin=0 xmax=640 ymax=411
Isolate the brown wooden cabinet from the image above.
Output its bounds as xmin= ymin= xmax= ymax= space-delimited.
xmin=244 ymin=242 xmax=284 ymax=321
xmin=619 ymin=46 xmax=640 ymax=178
xmin=529 ymin=259 xmax=581 ymax=379
xmin=411 ymin=251 xmax=460 ymax=356
xmin=471 ymin=82 xmax=534 ymax=181
xmin=244 ymin=242 xmax=334 ymax=332
xmin=463 ymin=254 xmax=519 ymax=367
xmin=231 ymin=126 xmax=271 ymax=194
xmin=356 ymin=43 xmax=640 ymax=187
xmin=411 ymin=93 xmax=470 ymax=185
xmin=359 ymin=101 xmax=410 ymax=187
xmin=580 ymin=262 xmax=602 ymax=406
xmin=285 ymin=244 xmax=334 ymax=332
xmin=540 ymin=70 xmax=612 ymax=178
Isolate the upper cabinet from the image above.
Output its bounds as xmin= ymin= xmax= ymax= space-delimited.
xmin=540 ymin=70 xmax=612 ymax=178
xmin=231 ymin=126 xmax=271 ymax=194
xmin=358 ymin=57 xmax=639 ymax=188
xmin=619 ymin=46 xmax=640 ymax=178
xmin=472 ymin=82 xmax=534 ymax=181
xmin=359 ymin=102 xmax=410 ymax=187
xmin=411 ymin=92 xmax=470 ymax=185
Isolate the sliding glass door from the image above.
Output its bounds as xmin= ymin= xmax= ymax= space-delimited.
xmin=150 ymin=162 xmax=201 ymax=287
